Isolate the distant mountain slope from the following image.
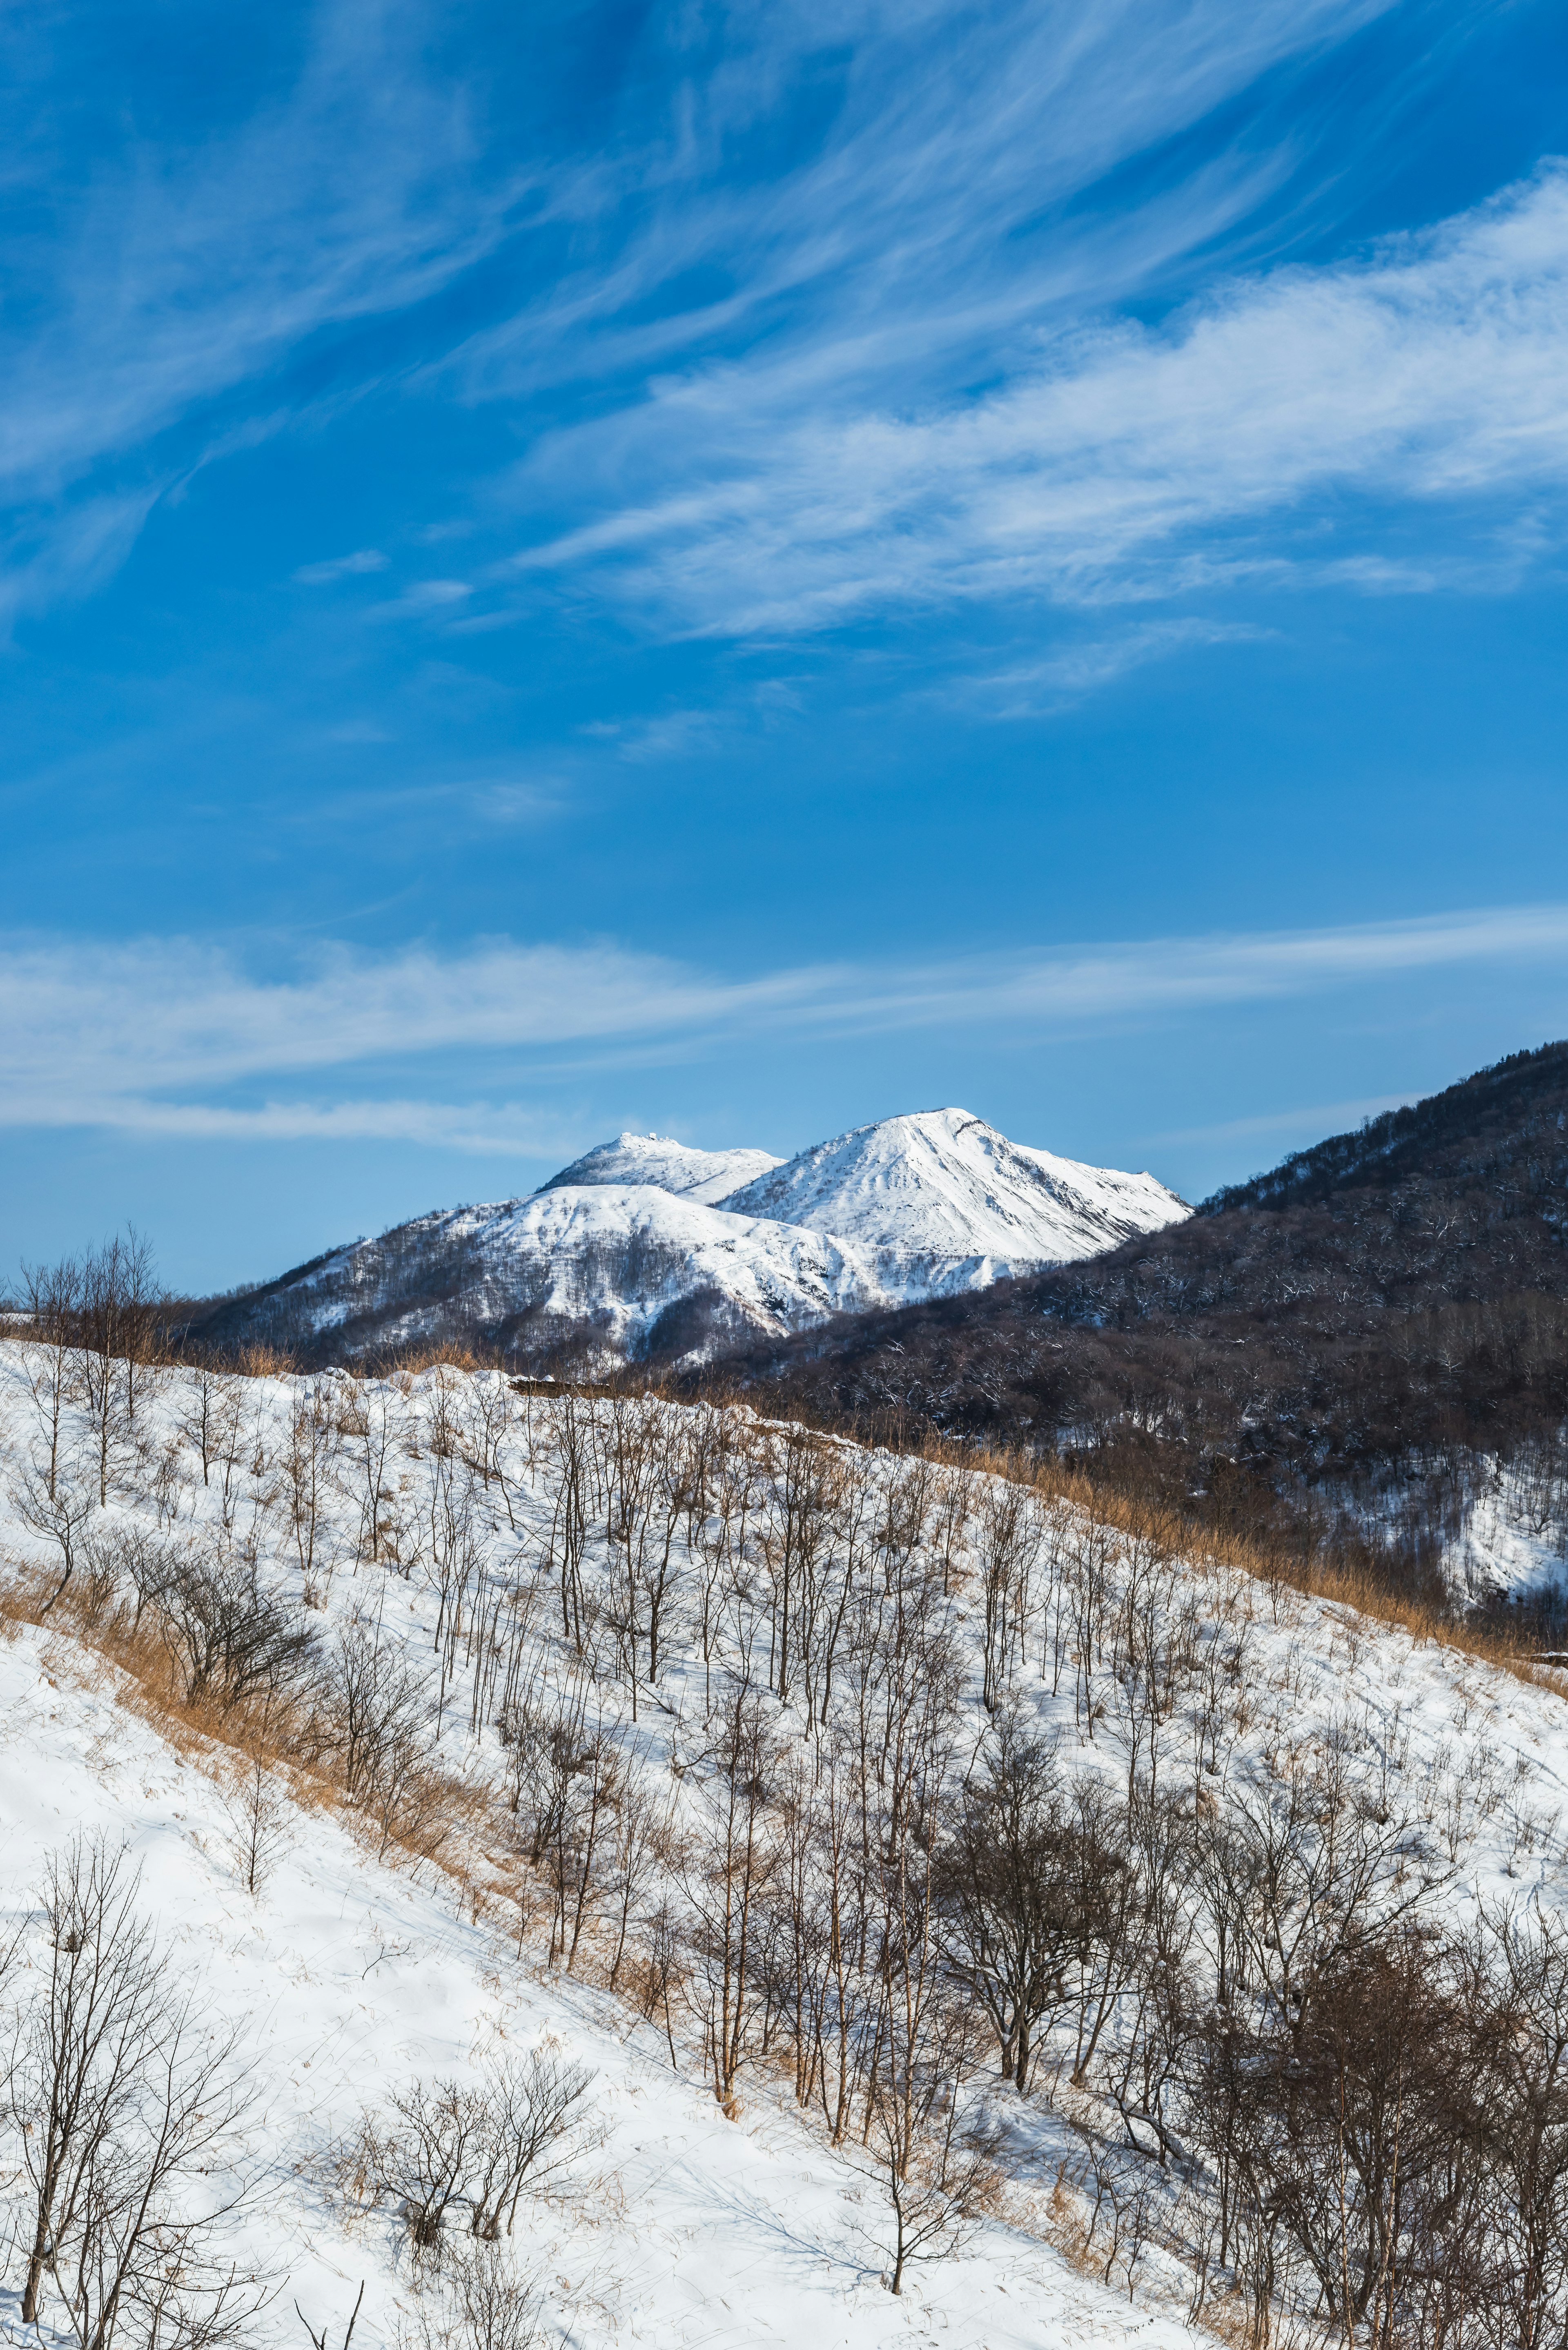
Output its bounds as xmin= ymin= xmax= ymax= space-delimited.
xmin=716 ymin=1042 xmax=1568 ymax=1600
xmin=1205 ymin=1041 xmax=1568 ymax=1213
xmin=716 ymin=1108 xmax=1188 ymax=1278
xmin=198 ymin=1185 xmax=883 ymax=1364
xmin=186 ymin=1107 xmax=1189 ymax=1368
xmin=540 ymin=1131 xmax=783 ymax=1204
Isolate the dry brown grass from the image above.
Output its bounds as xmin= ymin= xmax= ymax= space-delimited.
xmin=1001 ymin=1445 xmax=1557 ymax=1692
xmin=0 ymin=1551 xmax=486 ymax=1882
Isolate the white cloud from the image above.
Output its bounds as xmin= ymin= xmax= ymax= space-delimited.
xmin=505 ymin=167 xmax=1568 ymax=635
xmin=976 ymin=620 xmax=1277 ymax=711
xmin=367 ymin=579 xmax=473 ymax=620
xmin=73 ymin=1095 xmax=583 ymax=1157
xmin=0 ymin=0 xmax=1525 ymax=640
xmin=457 ymin=0 xmax=1389 ymax=412
xmin=580 ymin=708 xmax=724 ymax=761
xmin=296 ymin=549 xmax=390 ymax=585
xmin=3 ymin=905 xmax=1567 ymax=1149
xmin=1149 ymin=1094 xmax=1419 ymax=1148
xmin=0 ymin=0 xmax=523 ymax=609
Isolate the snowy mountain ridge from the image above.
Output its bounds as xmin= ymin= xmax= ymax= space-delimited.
xmin=716 ymin=1106 xmax=1187 ymax=1278
xmin=540 ymin=1131 xmax=784 ymax=1205
xmin=199 ymin=1105 xmax=1189 ymax=1366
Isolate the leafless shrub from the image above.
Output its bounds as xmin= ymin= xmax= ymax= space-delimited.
xmin=378 ymin=2078 xmax=492 ymax=2249
xmin=468 ymin=2050 xmax=595 ymax=2238
xmin=367 ymin=2052 xmax=594 ymax=2252
xmin=330 ymin=1624 xmax=429 ymax=1804
xmin=8 ymin=1449 xmax=97 ymax=1616
xmin=396 ymin=2239 xmax=544 ymax=2350
xmin=149 ymin=1549 xmax=318 ymax=1715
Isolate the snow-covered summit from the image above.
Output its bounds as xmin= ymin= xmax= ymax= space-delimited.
xmin=539 ymin=1130 xmax=782 ymax=1205
xmin=716 ymin=1106 xmax=1189 ymax=1279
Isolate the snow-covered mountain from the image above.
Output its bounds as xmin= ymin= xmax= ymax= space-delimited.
xmin=274 ymin=1183 xmax=885 ymax=1356
xmin=201 ymin=1106 xmax=1188 ymax=1365
xmin=716 ymin=1108 xmax=1188 ymax=1297
xmin=540 ymin=1131 xmax=784 ymax=1204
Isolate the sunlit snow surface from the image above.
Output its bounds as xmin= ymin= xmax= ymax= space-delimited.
xmin=540 ymin=1133 xmax=786 ymax=1206
xmin=716 ymin=1108 xmax=1189 ymax=1290
xmin=0 ymin=1346 xmax=1232 ymax=2350
xmin=2 ymin=1344 xmax=1565 ymax=2348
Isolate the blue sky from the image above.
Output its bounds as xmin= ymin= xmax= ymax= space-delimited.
xmin=4 ymin=0 xmax=1568 ymax=1290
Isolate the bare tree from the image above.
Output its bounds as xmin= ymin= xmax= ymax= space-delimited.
xmin=284 ymin=1391 xmax=335 ymax=1598
xmin=939 ymin=1717 xmax=1116 ymax=2096
xmin=15 ymin=1251 xmax=83 ymax=1498
xmin=78 ymin=1234 xmax=149 ymax=1504
xmin=218 ymin=1752 xmax=295 ymax=1898
xmin=43 ymin=1982 xmax=263 ymax=2350
xmin=1471 ymin=1901 xmax=1568 ymax=2350
xmin=683 ymin=1690 xmax=776 ymax=2109
xmin=179 ymin=1364 xmax=226 ymax=1486
xmin=11 ymin=1837 xmax=162 ymax=2326
xmin=468 ymin=2049 xmax=594 ymax=2239
xmin=605 ymin=1768 xmax=674 ymax=1990
xmin=863 ymin=2000 xmax=1000 ymax=2294
xmin=9 ymin=1448 xmax=98 ymax=1616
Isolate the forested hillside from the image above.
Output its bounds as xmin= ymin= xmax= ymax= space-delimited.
xmin=718 ymin=1043 xmax=1568 ymax=1606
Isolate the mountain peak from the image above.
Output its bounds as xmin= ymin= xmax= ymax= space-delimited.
xmin=537 ymin=1132 xmax=783 ymax=1206
xmin=716 ymin=1107 xmax=1188 ymax=1271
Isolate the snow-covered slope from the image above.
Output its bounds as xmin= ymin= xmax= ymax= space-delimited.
xmin=2 ymin=1344 xmax=1566 ymax=2348
xmin=539 ymin=1131 xmax=783 ymax=1205
xmin=294 ymin=1183 xmax=882 ymax=1351
xmin=205 ymin=1106 xmax=1188 ymax=1365
xmin=717 ymin=1107 xmax=1189 ymax=1295
xmin=0 ymin=1344 xmax=1223 ymax=2350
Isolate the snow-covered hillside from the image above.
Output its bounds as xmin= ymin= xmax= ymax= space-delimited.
xmin=1 ymin=1339 xmax=1567 ymax=2349
xmin=205 ymin=1106 xmax=1188 ymax=1366
xmin=239 ymin=1183 xmax=887 ymax=1362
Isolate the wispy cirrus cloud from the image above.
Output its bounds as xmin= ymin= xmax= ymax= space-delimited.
xmin=974 ymin=620 xmax=1278 ymax=712
xmin=502 ymin=167 xmax=1568 ymax=637
xmin=455 ymin=0 xmax=1392 ymax=411
xmin=295 ymin=549 xmax=390 ymax=585
xmin=0 ymin=0 xmax=1523 ymax=655
xmin=0 ymin=0 xmax=523 ymax=618
xmin=1149 ymin=1095 xmax=1419 ymax=1149
xmin=4 ymin=905 xmax=1566 ymax=1149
